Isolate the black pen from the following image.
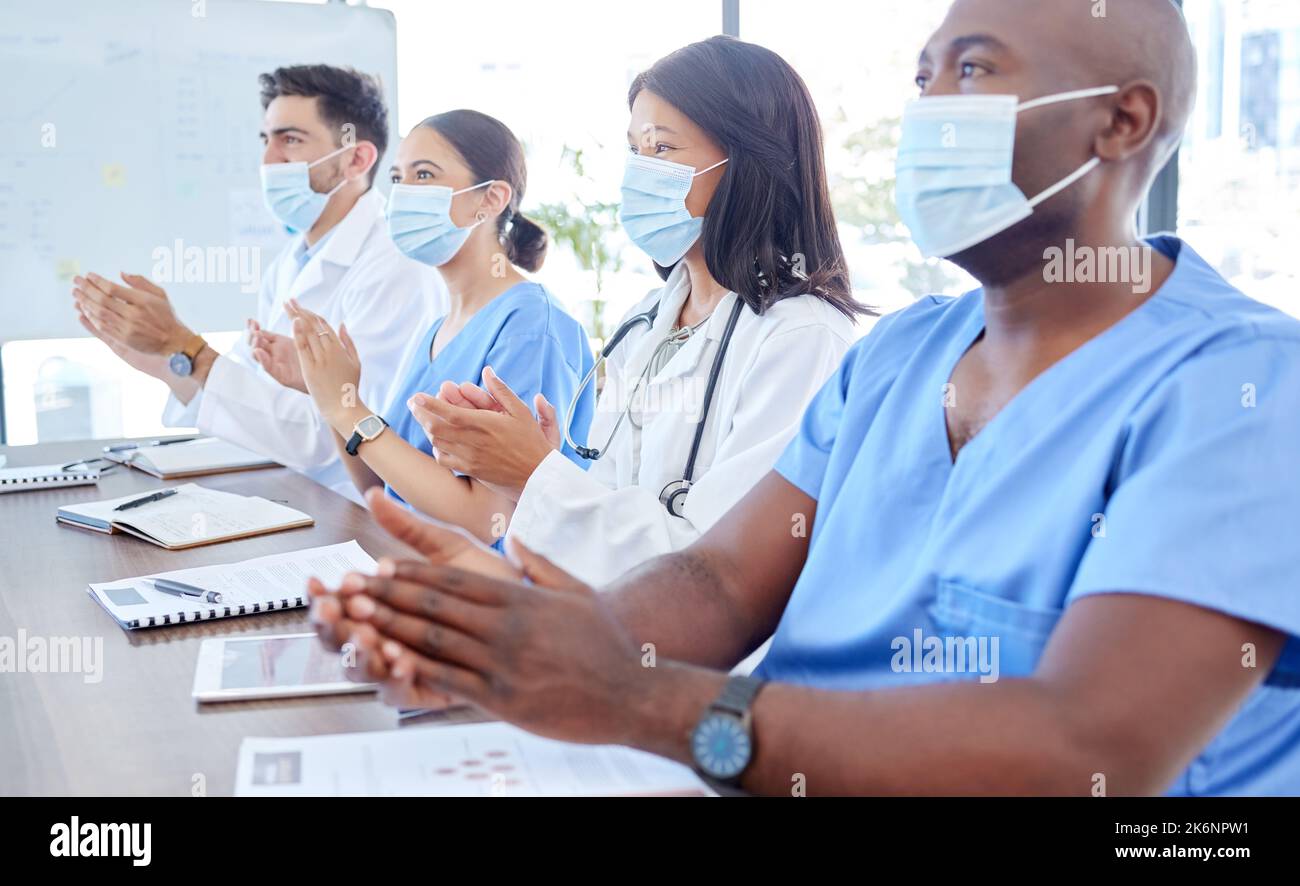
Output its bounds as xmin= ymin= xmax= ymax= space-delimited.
xmin=113 ymin=488 xmax=179 ymax=511
xmin=146 ymin=578 xmax=223 ymax=604
xmin=103 ymin=437 xmax=200 ymax=454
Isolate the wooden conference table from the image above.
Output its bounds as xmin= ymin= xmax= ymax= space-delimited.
xmin=0 ymin=437 xmax=485 ymax=796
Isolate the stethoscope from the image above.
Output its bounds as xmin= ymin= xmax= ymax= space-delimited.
xmin=564 ymin=297 xmax=745 ymax=518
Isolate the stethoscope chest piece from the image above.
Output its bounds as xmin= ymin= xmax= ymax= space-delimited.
xmin=659 ymin=478 xmax=692 ymax=518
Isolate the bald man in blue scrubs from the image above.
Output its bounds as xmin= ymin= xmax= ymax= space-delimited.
xmin=309 ymin=0 xmax=1300 ymax=795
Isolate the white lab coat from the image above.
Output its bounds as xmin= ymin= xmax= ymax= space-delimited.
xmin=507 ymin=262 xmax=856 ymax=587
xmin=163 ymin=188 xmax=446 ymax=501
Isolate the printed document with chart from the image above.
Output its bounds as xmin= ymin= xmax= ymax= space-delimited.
xmin=236 ymin=722 xmax=714 ymax=797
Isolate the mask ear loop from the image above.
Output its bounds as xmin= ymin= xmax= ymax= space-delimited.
xmin=307 ymin=143 xmax=358 ymax=198
xmin=322 ymin=177 xmax=349 ymax=199
xmin=1026 ymin=158 xmax=1103 ymax=209
xmin=691 ymin=158 xmax=729 ymax=177
xmin=451 ymin=180 xmax=496 ymax=229
xmin=1016 ymin=85 xmax=1119 ymax=113
xmin=306 ymin=142 xmax=356 ymax=169
xmin=1017 ymin=86 xmax=1118 ymax=209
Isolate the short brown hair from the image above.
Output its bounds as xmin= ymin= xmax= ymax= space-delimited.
xmin=258 ymin=64 xmax=389 ymax=186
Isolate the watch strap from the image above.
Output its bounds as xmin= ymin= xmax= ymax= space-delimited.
xmin=693 ymin=675 xmax=766 ymax=788
xmin=712 ymin=674 xmax=765 ymax=717
xmin=180 ymin=333 xmax=207 ymax=361
xmin=345 ymin=415 xmax=387 ymax=457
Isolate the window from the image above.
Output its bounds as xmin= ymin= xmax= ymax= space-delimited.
xmin=369 ymin=0 xmax=722 ymax=338
xmin=1 ymin=333 xmax=240 ymax=445
xmin=8 ymin=1 xmax=1287 ymax=444
xmin=1179 ymin=0 xmax=1300 ymax=319
xmin=2 ymin=0 xmax=725 ymax=443
xmin=739 ymin=0 xmax=978 ymax=317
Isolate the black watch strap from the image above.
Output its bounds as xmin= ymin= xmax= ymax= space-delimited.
xmin=345 ymin=416 xmax=387 ymax=457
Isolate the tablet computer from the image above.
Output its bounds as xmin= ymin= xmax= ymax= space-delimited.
xmin=192 ymin=632 xmax=377 ymax=702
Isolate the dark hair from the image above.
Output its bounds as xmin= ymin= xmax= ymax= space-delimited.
xmin=630 ymin=36 xmax=867 ymax=318
xmin=417 ymin=109 xmax=547 ymax=273
xmin=259 ymin=64 xmax=389 ymax=186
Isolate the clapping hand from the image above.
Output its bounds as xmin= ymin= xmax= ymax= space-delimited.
xmin=286 ymin=299 xmax=364 ymax=430
xmin=249 ymin=319 xmax=307 ymax=393
xmin=406 ymin=366 xmax=562 ymax=500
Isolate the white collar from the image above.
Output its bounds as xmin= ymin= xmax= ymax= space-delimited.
xmin=306 ymin=187 xmax=384 ymax=268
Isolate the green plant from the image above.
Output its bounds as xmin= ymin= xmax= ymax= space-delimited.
xmin=530 ymin=145 xmax=624 ymax=341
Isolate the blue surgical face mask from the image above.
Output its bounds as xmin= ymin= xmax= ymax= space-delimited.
xmin=385 ymin=180 xmax=494 ymax=267
xmin=894 ymin=86 xmax=1119 ymax=258
xmin=260 ymin=144 xmax=354 ymax=234
xmin=619 ymin=154 xmax=728 ymax=267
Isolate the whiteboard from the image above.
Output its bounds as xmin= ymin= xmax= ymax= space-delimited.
xmin=0 ymin=0 xmax=398 ymax=342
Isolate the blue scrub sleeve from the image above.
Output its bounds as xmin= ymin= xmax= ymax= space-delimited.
xmin=774 ymin=304 xmax=924 ymax=500
xmin=774 ymin=344 xmax=855 ymax=500
xmin=1069 ymin=335 xmax=1300 ymax=679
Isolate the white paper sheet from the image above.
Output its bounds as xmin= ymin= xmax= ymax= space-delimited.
xmin=235 ymin=721 xmax=714 ymax=797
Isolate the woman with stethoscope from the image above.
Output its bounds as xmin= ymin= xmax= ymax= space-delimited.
xmin=404 ymin=37 xmax=866 ymax=586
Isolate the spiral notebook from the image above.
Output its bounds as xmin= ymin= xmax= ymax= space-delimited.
xmin=0 ymin=462 xmax=100 ymax=494
xmin=87 ymin=540 xmax=377 ymax=630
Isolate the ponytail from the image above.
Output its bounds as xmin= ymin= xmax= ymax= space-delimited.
xmin=503 ymin=211 xmax=548 ymax=272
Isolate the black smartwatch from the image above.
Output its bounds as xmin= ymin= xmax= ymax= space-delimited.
xmin=345 ymin=414 xmax=388 ymax=456
xmin=690 ymin=674 xmax=766 ymax=785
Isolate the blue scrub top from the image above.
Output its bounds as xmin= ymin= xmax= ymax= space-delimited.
xmin=382 ymin=281 xmax=595 ymax=506
xmin=760 ymin=237 xmax=1300 ymax=796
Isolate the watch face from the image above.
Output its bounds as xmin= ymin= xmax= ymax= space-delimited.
xmin=357 ymin=415 xmax=385 ymax=438
xmin=168 ymin=353 xmax=193 ymax=377
xmin=691 ymin=713 xmax=752 ymax=781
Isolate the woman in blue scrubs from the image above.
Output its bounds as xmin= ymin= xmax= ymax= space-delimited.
xmin=289 ymin=109 xmax=595 ymax=544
